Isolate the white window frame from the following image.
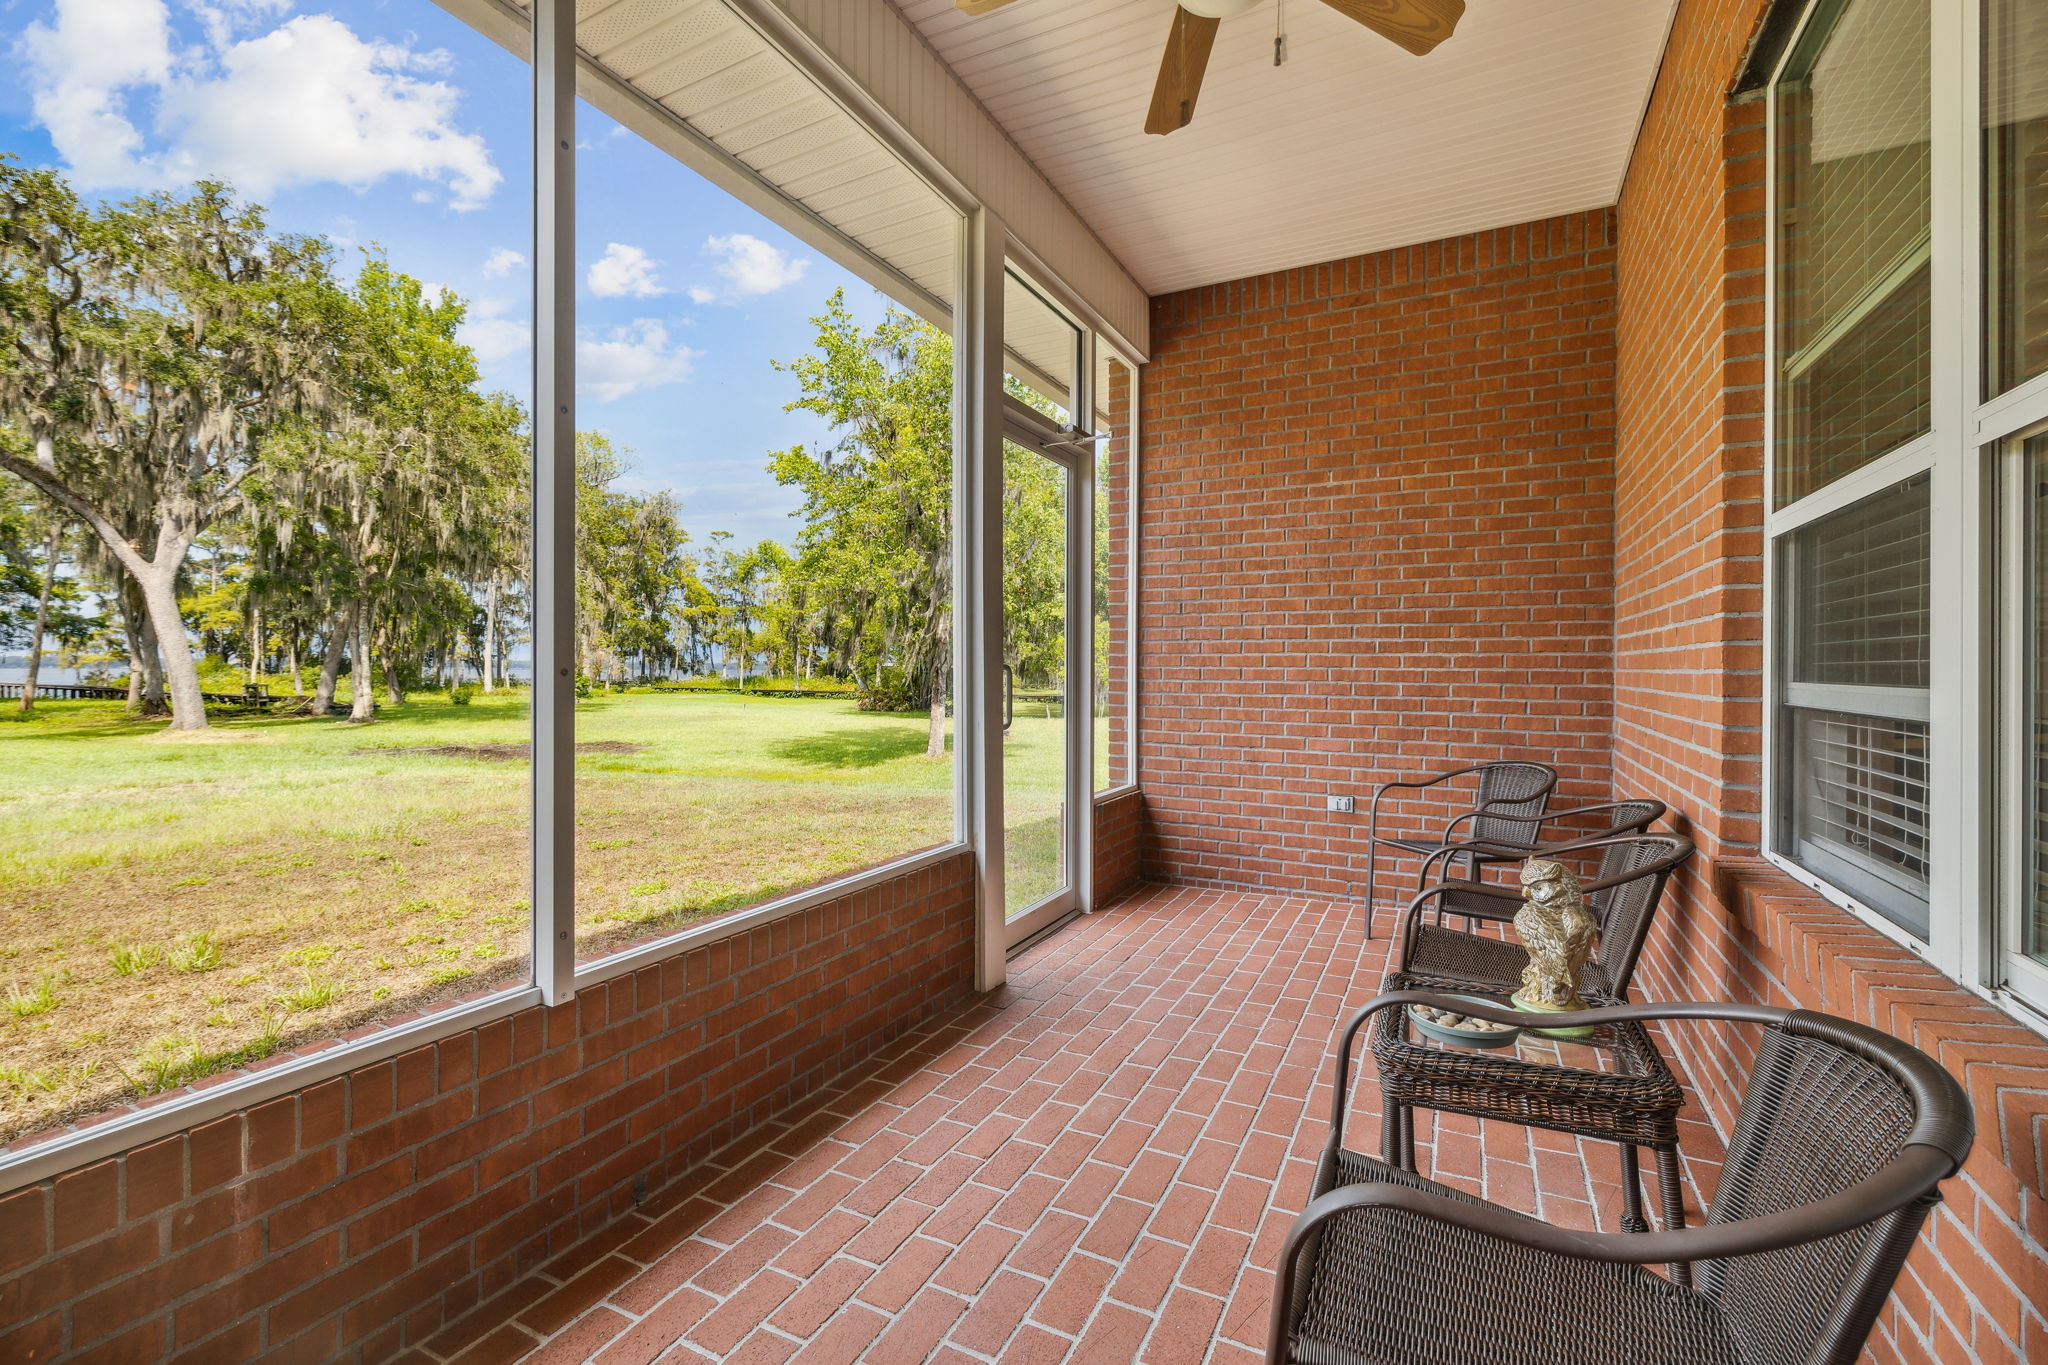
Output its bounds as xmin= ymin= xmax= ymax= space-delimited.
xmin=1762 ymin=0 xmax=2048 ymax=1033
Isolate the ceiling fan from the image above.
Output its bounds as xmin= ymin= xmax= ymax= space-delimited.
xmin=954 ymin=0 xmax=1466 ymax=136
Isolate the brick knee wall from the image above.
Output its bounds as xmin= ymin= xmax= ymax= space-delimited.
xmin=1092 ymin=788 xmax=1143 ymax=905
xmin=0 ymin=853 xmax=975 ymax=1364
xmin=1135 ymin=212 xmax=1620 ymax=899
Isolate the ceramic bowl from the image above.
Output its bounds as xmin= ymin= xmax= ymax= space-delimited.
xmin=1408 ymin=994 xmax=1523 ymax=1049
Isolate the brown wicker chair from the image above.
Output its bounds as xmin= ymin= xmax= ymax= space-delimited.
xmin=1393 ymin=832 xmax=1696 ymax=1000
xmin=1363 ymin=761 xmax=1557 ymax=939
xmin=1266 ymin=993 xmax=1975 ymax=1365
xmin=1411 ymin=797 xmax=1667 ymax=891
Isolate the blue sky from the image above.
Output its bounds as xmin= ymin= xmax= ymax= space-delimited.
xmin=0 ymin=0 xmax=891 ymax=551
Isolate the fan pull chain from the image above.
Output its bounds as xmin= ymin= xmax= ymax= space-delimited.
xmin=1274 ymin=0 xmax=1287 ymax=66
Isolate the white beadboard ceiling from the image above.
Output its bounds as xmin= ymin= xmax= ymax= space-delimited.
xmin=893 ymin=0 xmax=1680 ymax=295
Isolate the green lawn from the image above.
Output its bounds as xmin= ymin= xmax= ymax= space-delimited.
xmin=0 ymin=688 xmax=1070 ymax=1140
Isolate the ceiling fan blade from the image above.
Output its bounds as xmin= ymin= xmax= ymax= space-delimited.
xmin=1145 ymin=7 xmax=1221 ymax=136
xmin=955 ymin=0 xmax=1022 ymax=15
xmin=1315 ymin=0 xmax=1465 ymax=56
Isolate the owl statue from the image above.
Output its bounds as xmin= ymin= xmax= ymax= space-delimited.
xmin=1513 ymin=858 xmax=1597 ymax=1011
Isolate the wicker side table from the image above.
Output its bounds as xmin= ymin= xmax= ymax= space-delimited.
xmin=1368 ymin=970 xmax=1691 ymax=1281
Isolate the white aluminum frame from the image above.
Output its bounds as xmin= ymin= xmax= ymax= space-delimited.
xmin=1761 ymin=0 xmax=2048 ymax=1034
xmin=0 ymin=0 xmax=1154 ymax=1187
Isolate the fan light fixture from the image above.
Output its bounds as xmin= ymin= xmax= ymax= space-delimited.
xmin=955 ymin=0 xmax=1465 ymax=135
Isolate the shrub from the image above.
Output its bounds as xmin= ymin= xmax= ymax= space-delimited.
xmin=448 ymin=683 xmax=476 ymax=706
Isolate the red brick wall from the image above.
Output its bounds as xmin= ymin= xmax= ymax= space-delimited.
xmin=1135 ymin=214 xmax=1619 ymax=900
xmin=0 ymin=854 xmax=974 ymax=1364
xmin=1092 ymin=788 xmax=1142 ymax=906
xmin=1611 ymin=2 xmax=2048 ymax=1362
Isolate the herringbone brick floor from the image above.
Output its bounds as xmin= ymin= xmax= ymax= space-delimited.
xmin=411 ymin=883 xmax=1724 ymax=1365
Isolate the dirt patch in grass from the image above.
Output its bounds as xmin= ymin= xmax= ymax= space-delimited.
xmin=370 ymin=740 xmax=647 ymax=761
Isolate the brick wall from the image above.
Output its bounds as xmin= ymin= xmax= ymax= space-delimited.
xmin=1092 ymin=788 xmax=1143 ymax=907
xmin=1135 ymin=214 xmax=1620 ymax=900
xmin=1609 ymin=1 xmax=2048 ymax=1362
xmin=0 ymin=853 xmax=975 ymax=1364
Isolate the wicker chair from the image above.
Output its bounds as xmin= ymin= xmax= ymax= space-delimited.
xmin=1393 ymin=832 xmax=1696 ymax=1000
xmin=1266 ymin=993 xmax=1975 ymax=1365
xmin=1362 ymin=761 xmax=1557 ymax=939
xmin=1411 ymin=797 xmax=1667 ymax=892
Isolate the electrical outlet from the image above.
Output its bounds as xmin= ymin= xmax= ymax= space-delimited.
xmin=1326 ymin=795 xmax=1355 ymax=814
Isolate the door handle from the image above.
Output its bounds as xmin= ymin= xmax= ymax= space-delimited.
xmin=1003 ymin=665 xmax=1014 ymax=733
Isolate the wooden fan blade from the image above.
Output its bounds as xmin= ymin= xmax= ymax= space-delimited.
xmin=955 ymin=0 xmax=1021 ymax=14
xmin=1315 ymin=0 xmax=1465 ymax=56
xmin=1145 ymin=7 xmax=1221 ymax=136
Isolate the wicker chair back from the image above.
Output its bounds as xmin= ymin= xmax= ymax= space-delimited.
xmin=1584 ymin=833 xmax=1694 ymax=992
xmin=1468 ymin=762 xmax=1557 ymax=846
xmin=1699 ymin=1015 xmax=1969 ymax=1365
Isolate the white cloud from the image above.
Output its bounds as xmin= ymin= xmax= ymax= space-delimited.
xmin=587 ymin=242 xmax=665 ymax=299
xmin=576 ymin=320 xmax=700 ymax=402
xmin=458 ymin=297 xmax=529 ymax=364
xmin=695 ymin=233 xmax=809 ymax=301
xmin=19 ymin=0 xmax=501 ymax=210
xmin=688 ymin=285 xmax=716 ymax=305
xmin=480 ymin=247 xmax=525 ymax=278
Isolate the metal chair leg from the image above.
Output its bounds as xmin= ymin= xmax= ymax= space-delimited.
xmin=1655 ymin=1144 xmax=1691 ymax=1287
xmin=1618 ymin=1143 xmax=1648 ymax=1234
xmin=1364 ymin=843 xmax=1379 ymax=941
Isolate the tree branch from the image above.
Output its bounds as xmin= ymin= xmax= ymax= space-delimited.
xmin=0 ymin=450 xmax=152 ymax=581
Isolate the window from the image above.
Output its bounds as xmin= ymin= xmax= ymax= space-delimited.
xmin=1767 ymin=0 xmax=2048 ymax=1022
xmin=0 ymin=0 xmax=534 ymax=1142
xmin=0 ymin=0 xmax=1137 ymax=1164
xmin=567 ymin=72 xmax=960 ymax=968
xmin=1096 ymin=354 xmax=1137 ymax=794
xmin=1775 ymin=477 xmax=1933 ymax=933
xmin=1771 ymin=0 xmax=1933 ymax=508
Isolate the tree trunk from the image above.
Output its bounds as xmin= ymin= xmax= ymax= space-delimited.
xmin=135 ymin=603 xmax=167 ymax=716
xmin=116 ymin=586 xmax=148 ymax=711
xmin=286 ymin=635 xmax=304 ymax=695
xmin=247 ymin=605 xmax=262 ymax=686
xmin=927 ymin=691 xmax=946 ymax=760
xmin=482 ymin=579 xmax=499 ymax=693
xmin=123 ymin=620 xmax=142 ymax=710
xmin=18 ymin=527 xmax=58 ymax=713
xmin=382 ymin=632 xmax=404 ymax=707
xmin=312 ymin=614 xmax=346 ymax=715
xmin=347 ymin=604 xmax=375 ymax=723
xmin=136 ymin=566 xmax=207 ymax=730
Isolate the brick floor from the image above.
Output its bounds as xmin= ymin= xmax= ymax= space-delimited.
xmin=410 ymin=884 xmax=1727 ymax=1365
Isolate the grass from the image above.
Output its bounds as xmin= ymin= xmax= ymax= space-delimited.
xmin=0 ymin=687 xmax=1086 ymax=1140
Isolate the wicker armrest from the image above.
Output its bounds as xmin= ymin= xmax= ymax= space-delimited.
xmin=1314 ymin=989 xmax=1965 ymax=1267
xmin=1275 ymin=1142 xmax=1958 ymax=1280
